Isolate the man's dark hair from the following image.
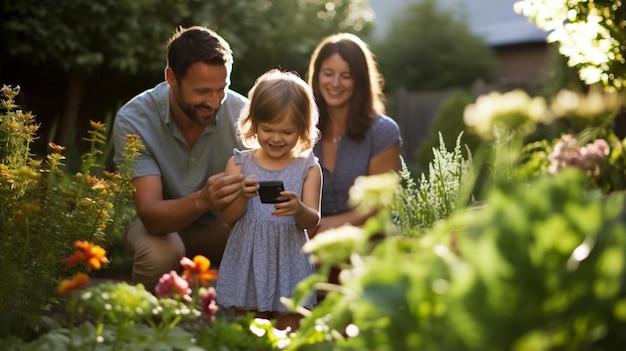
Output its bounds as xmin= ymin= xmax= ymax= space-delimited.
xmin=166 ymin=26 xmax=234 ymax=81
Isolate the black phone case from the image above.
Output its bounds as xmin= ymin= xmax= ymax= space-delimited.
xmin=258 ymin=180 xmax=287 ymax=203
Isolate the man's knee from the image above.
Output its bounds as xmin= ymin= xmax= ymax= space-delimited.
xmin=123 ymin=217 xmax=185 ymax=290
xmin=132 ymin=244 xmax=182 ymax=289
xmin=134 ymin=242 xmax=182 ymax=273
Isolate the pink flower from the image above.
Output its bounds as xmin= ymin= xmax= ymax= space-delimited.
xmin=198 ymin=286 xmax=219 ymax=321
xmin=155 ymin=270 xmax=192 ymax=302
xmin=583 ymin=139 xmax=610 ymax=161
xmin=548 ymin=135 xmax=610 ymax=176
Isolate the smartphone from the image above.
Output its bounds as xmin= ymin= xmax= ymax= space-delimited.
xmin=258 ymin=180 xmax=288 ymax=203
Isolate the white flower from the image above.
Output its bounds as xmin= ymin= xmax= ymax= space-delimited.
xmin=348 ymin=172 xmax=400 ymax=214
xmin=463 ymin=90 xmax=548 ymax=140
xmin=303 ymin=225 xmax=365 ymax=265
xmin=551 ymin=88 xmax=623 ymax=119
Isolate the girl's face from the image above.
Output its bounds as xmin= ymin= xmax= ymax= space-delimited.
xmin=318 ymin=53 xmax=354 ymax=109
xmin=256 ymin=115 xmax=300 ymax=160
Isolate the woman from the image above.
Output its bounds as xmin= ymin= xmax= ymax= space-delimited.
xmin=307 ymin=32 xmax=402 ymax=237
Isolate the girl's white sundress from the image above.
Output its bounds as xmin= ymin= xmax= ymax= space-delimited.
xmin=216 ymin=149 xmax=317 ymax=312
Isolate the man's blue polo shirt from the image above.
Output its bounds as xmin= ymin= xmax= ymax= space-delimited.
xmin=113 ymin=81 xmax=248 ymax=218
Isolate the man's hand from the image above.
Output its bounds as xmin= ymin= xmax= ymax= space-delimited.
xmin=242 ymin=176 xmax=260 ymax=199
xmin=204 ymin=172 xmax=245 ymax=211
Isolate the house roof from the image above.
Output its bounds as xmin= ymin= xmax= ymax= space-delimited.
xmin=369 ymin=0 xmax=549 ymax=46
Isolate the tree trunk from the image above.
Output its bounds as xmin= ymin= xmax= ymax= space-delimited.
xmin=58 ymin=73 xmax=85 ymax=146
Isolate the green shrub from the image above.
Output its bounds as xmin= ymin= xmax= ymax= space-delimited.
xmin=0 ymin=85 xmax=141 ymax=339
xmin=290 ymin=168 xmax=626 ymax=350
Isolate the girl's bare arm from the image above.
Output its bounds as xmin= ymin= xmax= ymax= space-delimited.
xmin=269 ymin=163 xmax=321 ymax=230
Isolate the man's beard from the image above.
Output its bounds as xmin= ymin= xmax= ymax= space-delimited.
xmin=176 ymin=95 xmax=219 ymax=127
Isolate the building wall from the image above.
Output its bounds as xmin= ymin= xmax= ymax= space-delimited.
xmin=495 ymin=42 xmax=551 ymax=91
xmin=392 ymin=42 xmax=552 ymax=163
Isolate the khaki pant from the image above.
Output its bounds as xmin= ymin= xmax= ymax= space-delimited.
xmin=123 ymin=216 xmax=230 ymax=292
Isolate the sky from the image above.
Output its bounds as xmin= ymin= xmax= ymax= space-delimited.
xmin=368 ymin=0 xmax=548 ymax=45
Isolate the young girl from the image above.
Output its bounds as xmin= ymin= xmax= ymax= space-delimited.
xmin=215 ymin=69 xmax=321 ymax=331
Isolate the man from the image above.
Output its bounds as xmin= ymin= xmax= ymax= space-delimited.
xmin=113 ymin=26 xmax=247 ymax=292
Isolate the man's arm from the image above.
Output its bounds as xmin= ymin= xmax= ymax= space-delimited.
xmin=133 ymin=172 xmax=244 ymax=235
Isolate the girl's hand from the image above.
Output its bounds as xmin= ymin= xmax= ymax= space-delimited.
xmin=271 ymin=191 xmax=301 ymax=217
xmin=242 ymin=176 xmax=259 ymax=199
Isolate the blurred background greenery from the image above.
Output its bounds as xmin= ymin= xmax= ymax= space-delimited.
xmin=0 ymin=0 xmax=610 ymax=279
xmin=2 ymin=0 xmax=626 ymax=346
xmin=0 ymin=0 xmax=542 ymax=172
xmin=0 ymin=0 xmax=608 ymax=276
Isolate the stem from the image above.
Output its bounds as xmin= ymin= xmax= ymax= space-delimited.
xmin=111 ymin=320 xmax=126 ymax=351
xmin=93 ymin=318 xmax=104 ymax=351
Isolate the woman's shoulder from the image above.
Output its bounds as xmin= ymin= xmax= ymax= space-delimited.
xmin=372 ymin=113 xmax=400 ymax=131
xmin=367 ymin=114 xmax=401 ymax=140
xmin=368 ymin=114 xmax=402 ymax=150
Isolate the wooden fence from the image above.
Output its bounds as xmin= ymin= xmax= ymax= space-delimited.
xmin=389 ymin=89 xmax=451 ymax=162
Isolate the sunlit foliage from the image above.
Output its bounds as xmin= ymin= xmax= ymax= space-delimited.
xmin=515 ymin=0 xmax=626 ymax=90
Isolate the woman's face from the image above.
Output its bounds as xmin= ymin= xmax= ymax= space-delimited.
xmin=318 ymin=53 xmax=354 ymax=109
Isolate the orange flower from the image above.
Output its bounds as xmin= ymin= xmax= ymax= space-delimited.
xmin=124 ymin=133 xmax=140 ymax=140
xmin=48 ymin=142 xmax=66 ymax=153
xmin=89 ymin=120 xmax=106 ymax=132
xmin=58 ymin=273 xmax=89 ymax=294
xmin=180 ymin=255 xmax=218 ymax=287
xmin=65 ymin=240 xmax=109 ymax=270
xmin=102 ymin=170 xmax=121 ymax=180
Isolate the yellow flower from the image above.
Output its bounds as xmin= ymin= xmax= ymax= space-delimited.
xmin=58 ymin=273 xmax=89 ymax=294
xmin=1 ymin=84 xmax=20 ymax=100
xmin=13 ymin=166 xmax=40 ymax=180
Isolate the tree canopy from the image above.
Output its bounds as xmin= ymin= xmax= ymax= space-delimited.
xmin=0 ymin=0 xmax=373 ymax=145
xmin=0 ymin=0 xmax=200 ymax=75
xmin=202 ymin=0 xmax=374 ymax=93
xmin=373 ymin=0 xmax=497 ymax=92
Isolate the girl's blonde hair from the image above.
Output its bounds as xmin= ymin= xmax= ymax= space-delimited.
xmin=238 ymin=69 xmax=320 ymax=155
